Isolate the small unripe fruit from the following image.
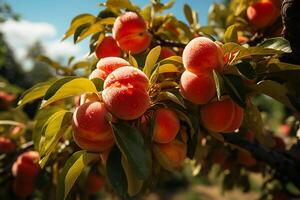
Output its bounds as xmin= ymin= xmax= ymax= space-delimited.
xmin=160 ymin=47 xmax=176 ymax=59
xmin=72 ymin=101 xmax=115 ymax=152
xmin=180 ymin=70 xmax=216 ymax=105
xmin=12 ymin=151 xmax=40 ymax=182
xmin=153 ymin=108 xmax=180 ymax=144
xmin=91 ymin=57 xmax=130 ymax=80
xmin=113 ymin=12 xmax=152 ymax=54
xmin=200 ymin=98 xmax=244 ymax=133
xmin=247 ymin=0 xmax=277 ymax=29
xmin=95 ymin=36 xmax=121 ymax=59
xmin=0 ymin=136 xmax=16 ymax=153
xmin=182 ymin=37 xmax=224 ymax=74
xmin=102 ymin=66 xmax=150 ymax=120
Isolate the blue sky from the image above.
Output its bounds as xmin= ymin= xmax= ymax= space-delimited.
xmin=2 ymin=0 xmax=221 ymax=68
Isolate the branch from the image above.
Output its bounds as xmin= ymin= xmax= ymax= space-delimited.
xmin=150 ymin=30 xmax=187 ymax=48
xmin=223 ymin=133 xmax=300 ymax=188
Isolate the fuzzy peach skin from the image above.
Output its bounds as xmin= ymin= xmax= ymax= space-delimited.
xmin=200 ymin=99 xmax=244 ymax=133
xmin=160 ymin=47 xmax=176 ymax=59
xmin=90 ymin=57 xmax=130 ymax=80
xmin=180 ymin=70 xmax=216 ymax=105
xmin=247 ymin=0 xmax=277 ymax=29
xmin=182 ymin=37 xmax=224 ymax=74
xmin=72 ymin=101 xmax=115 ymax=152
xmin=154 ymin=140 xmax=187 ymax=169
xmin=153 ymin=108 xmax=180 ymax=144
xmin=113 ymin=11 xmax=152 ymax=54
xmin=102 ymin=66 xmax=150 ymax=120
xmin=95 ymin=36 xmax=122 ymax=59
xmin=0 ymin=136 xmax=16 ymax=153
xmin=12 ymin=151 xmax=40 ymax=182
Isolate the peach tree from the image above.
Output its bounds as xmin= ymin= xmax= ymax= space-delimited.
xmin=2 ymin=0 xmax=300 ymax=199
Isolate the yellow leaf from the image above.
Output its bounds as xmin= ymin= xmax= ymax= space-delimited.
xmin=143 ymin=46 xmax=161 ymax=78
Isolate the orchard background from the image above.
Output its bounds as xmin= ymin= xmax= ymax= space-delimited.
xmin=1 ymin=0 xmax=300 ymax=199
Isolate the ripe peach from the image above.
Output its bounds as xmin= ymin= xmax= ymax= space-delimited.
xmin=237 ymin=150 xmax=257 ymax=167
xmin=13 ymin=180 xmax=35 ymax=197
xmin=91 ymin=57 xmax=130 ymax=80
xmin=113 ymin=12 xmax=152 ymax=54
xmin=180 ymin=70 xmax=216 ymax=105
xmin=102 ymin=66 xmax=150 ymax=120
xmin=160 ymin=47 xmax=176 ymax=59
xmin=0 ymin=91 xmax=15 ymax=110
xmin=246 ymin=0 xmax=277 ymax=29
xmin=182 ymin=37 xmax=224 ymax=74
xmin=12 ymin=151 xmax=40 ymax=182
xmin=0 ymin=136 xmax=16 ymax=153
xmin=153 ymin=108 xmax=180 ymax=144
xmin=154 ymin=140 xmax=187 ymax=169
xmin=95 ymin=36 xmax=121 ymax=59
xmin=200 ymin=98 xmax=244 ymax=133
xmin=72 ymin=101 xmax=115 ymax=152
xmin=86 ymin=172 xmax=105 ymax=194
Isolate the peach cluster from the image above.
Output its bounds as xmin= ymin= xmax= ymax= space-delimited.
xmin=12 ymin=151 xmax=40 ymax=197
xmin=151 ymin=108 xmax=186 ymax=169
xmin=113 ymin=12 xmax=152 ymax=54
xmin=180 ymin=37 xmax=223 ymax=105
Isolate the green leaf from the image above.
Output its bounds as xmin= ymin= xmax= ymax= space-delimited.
xmin=183 ymin=4 xmax=193 ymax=25
xmin=249 ymin=80 xmax=295 ymax=111
xmin=107 ymin=146 xmax=128 ymax=197
xmin=235 ymin=46 xmax=284 ymax=61
xmin=266 ymin=59 xmax=300 ymax=72
xmin=36 ymin=55 xmax=62 ymax=70
xmin=222 ymin=42 xmax=243 ymax=54
xmin=128 ymin=53 xmax=139 ymax=68
xmin=103 ymin=0 xmax=139 ymax=11
xmin=213 ymin=70 xmax=223 ymax=100
xmin=73 ymin=23 xmax=91 ymax=43
xmin=244 ymin=103 xmax=275 ymax=148
xmin=71 ymin=61 xmax=90 ymax=70
xmin=259 ymin=37 xmax=292 ymax=53
xmin=57 ymin=151 xmax=99 ymax=200
xmin=224 ymin=25 xmax=237 ymax=43
xmin=42 ymin=77 xmax=99 ymax=108
xmin=143 ymin=46 xmax=161 ymax=78
xmin=91 ymin=78 xmax=104 ymax=91
xmin=62 ymin=14 xmax=95 ymax=40
xmin=223 ymin=75 xmax=247 ymax=108
xmin=17 ymin=79 xmax=56 ymax=108
xmin=235 ymin=61 xmax=256 ymax=80
xmin=39 ymin=110 xmax=72 ymax=167
xmin=155 ymin=91 xmax=186 ymax=108
xmin=112 ymin=122 xmax=151 ymax=180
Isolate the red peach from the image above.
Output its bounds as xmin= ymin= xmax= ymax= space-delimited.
xmin=247 ymin=0 xmax=277 ymax=29
xmin=90 ymin=57 xmax=130 ymax=80
xmin=0 ymin=136 xmax=16 ymax=153
xmin=102 ymin=66 xmax=150 ymax=120
xmin=180 ymin=70 xmax=216 ymax=105
xmin=86 ymin=172 xmax=105 ymax=194
xmin=113 ymin=12 xmax=152 ymax=54
xmin=72 ymin=101 xmax=115 ymax=152
xmin=200 ymin=99 xmax=244 ymax=133
xmin=153 ymin=108 xmax=180 ymax=144
xmin=95 ymin=36 xmax=121 ymax=59
xmin=160 ymin=47 xmax=176 ymax=59
xmin=182 ymin=37 xmax=224 ymax=74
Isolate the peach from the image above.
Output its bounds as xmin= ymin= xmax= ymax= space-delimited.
xmin=90 ymin=57 xmax=130 ymax=80
xmin=180 ymin=70 xmax=216 ymax=105
xmin=154 ymin=140 xmax=187 ymax=169
xmin=0 ymin=91 xmax=15 ymax=110
xmin=0 ymin=136 xmax=16 ymax=153
xmin=153 ymin=108 xmax=180 ymax=144
xmin=12 ymin=151 xmax=40 ymax=182
xmin=182 ymin=37 xmax=224 ymax=74
xmin=95 ymin=36 xmax=121 ymax=59
xmin=200 ymin=98 xmax=244 ymax=133
xmin=113 ymin=12 xmax=152 ymax=54
xmin=72 ymin=101 xmax=115 ymax=152
xmin=246 ymin=0 xmax=277 ymax=29
xmin=102 ymin=66 xmax=150 ymax=120
xmin=86 ymin=172 xmax=105 ymax=194
xmin=237 ymin=150 xmax=257 ymax=167
xmin=160 ymin=47 xmax=176 ymax=59
xmin=238 ymin=36 xmax=249 ymax=44
xmin=13 ymin=180 xmax=35 ymax=197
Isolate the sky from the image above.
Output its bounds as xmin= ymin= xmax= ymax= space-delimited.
xmin=1 ymin=0 xmax=221 ymax=69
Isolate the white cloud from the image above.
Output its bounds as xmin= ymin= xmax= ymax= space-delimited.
xmin=0 ymin=20 xmax=83 ymax=69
